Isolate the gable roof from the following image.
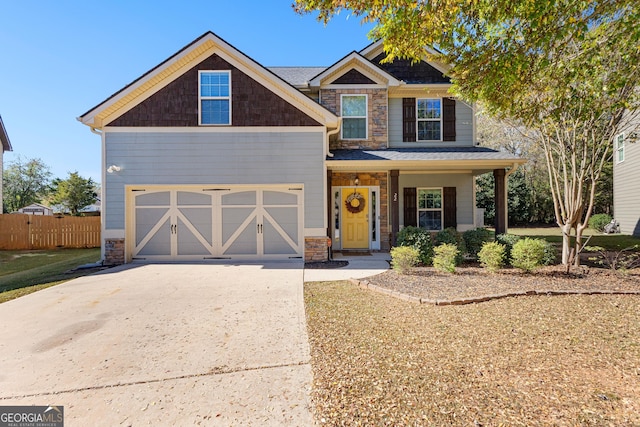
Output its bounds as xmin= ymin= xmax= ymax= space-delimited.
xmin=78 ymin=32 xmax=339 ymax=129
xmin=0 ymin=115 xmax=12 ymax=152
xmin=359 ymin=40 xmax=451 ymax=77
xmin=308 ymin=51 xmax=401 ymax=87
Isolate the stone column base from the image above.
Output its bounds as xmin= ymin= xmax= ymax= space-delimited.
xmin=104 ymin=238 xmax=125 ymax=265
xmin=305 ymin=236 xmax=330 ymax=262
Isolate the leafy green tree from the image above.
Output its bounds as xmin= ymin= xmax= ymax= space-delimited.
xmin=48 ymin=172 xmax=98 ymax=216
xmin=295 ymin=0 xmax=640 ymax=265
xmin=2 ymin=156 xmax=52 ymax=213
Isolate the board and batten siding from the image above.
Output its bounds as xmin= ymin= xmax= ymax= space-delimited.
xmin=613 ymin=135 xmax=640 ymax=236
xmin=398 ymin=173 xmax=475 ymax=229
xmin=103 ymin=130 xmax=325 ymax=230
xmin=388 ymin=98 xmax=474 ymax=147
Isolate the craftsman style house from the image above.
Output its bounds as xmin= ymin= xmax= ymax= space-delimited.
xmin=79 ymin=31 xmax=524 ymax=264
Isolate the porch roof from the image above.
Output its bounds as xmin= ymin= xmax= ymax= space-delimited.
xmin=327 ymin=147 xmax=526 ymax=173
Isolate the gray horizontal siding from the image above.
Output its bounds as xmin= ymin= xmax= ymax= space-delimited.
xmin=398 ymin=173 xmax=475 ymax=226
xmin=104 ymin=130 xmax=325 ymax=230
xmin=613 ymin=136 xmax=640 ymax=236
xmin=389 ymin=98 xmax=475 ymax=148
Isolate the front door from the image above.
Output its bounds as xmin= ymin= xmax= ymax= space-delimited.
xmin=342 ymin=188 xmax=369 ymax=249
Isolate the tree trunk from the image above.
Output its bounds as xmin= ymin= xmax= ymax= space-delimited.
xmin=561 ymin=223 xmax=572 ymax=265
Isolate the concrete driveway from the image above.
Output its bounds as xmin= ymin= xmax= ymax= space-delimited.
xmin=0 ymin=262 xmax=313 ymax=426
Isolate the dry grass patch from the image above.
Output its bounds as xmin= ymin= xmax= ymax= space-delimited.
xmin=305 ymin=281 xmax=640 ymax=426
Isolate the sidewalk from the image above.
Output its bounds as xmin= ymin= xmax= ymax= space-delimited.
xmin=303 ymin=252 xmax=390 ymax=282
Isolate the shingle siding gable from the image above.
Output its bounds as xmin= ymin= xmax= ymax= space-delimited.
xmin=109 ymin=54 xmax=321 ymax=127
xmin=330 ymin=69 xmax=377 ymax=85
xmin=372 ymin=53 xmax=450 ymax=84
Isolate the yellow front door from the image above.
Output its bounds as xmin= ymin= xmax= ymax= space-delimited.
xmin=342 ymin=188 xmax=369 ymax=249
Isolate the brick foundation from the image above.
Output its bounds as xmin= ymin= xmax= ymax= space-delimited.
xmin=305 ymin=236 xmax=330 ymax=262
xmin=104 ymin=238 xmax=125 ymax=265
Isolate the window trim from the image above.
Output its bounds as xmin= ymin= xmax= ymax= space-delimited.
xmin=198 ymin=70 xmax=232 ymax=126
xmin=615 ymin=133 xmax=625 ymax=163
xmin=416 ymin=98 xmax=442 ymax=142
xmin=340 ymin=94 xmax=368 ymax=140
xmin=417 ymin=187 xmax=443 ymax=230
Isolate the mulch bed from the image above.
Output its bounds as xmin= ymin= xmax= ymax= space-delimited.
xmin=305 ymin=260 xmax=349 ymax=269
xmin=364 ymin=264 xmax=640 ymax=303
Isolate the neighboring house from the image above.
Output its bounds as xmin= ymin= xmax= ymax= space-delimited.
xmin=0 ymin=115 xmax=13 ymax=212
xmin=613 ymin=130 xmax=640 ymax=236
xmin=17 ymin=203 xmax=54 ymax=216
xmin=78 ymin=31 xmax=524 ymax=265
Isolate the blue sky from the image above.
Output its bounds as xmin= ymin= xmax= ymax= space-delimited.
xmin=0 ymin=1 xmax=374 ymax=183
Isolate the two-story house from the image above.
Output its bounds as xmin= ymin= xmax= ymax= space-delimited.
xmin=613 ymin=130 xmax=640 ymax=236
xmin=78 ymin=31 xmax=524 ymax=264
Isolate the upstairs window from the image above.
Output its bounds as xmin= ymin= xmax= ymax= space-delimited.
xmin=199 ymin=71 xmax=231 ymax=125
xmin=417 ymin=98 xmax=441 ymax=141
xmin=341 ymin=95 xmax=367 ymax=139
xmin=615 ymin=133 xmax=625 ymax=163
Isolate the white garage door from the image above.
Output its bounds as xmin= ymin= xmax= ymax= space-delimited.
xmin=130 ymin=186 xmax=303 ymax=261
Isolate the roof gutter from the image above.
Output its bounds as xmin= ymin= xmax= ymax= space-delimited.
xmin=326 ymin=118 xmax=342 ymax=158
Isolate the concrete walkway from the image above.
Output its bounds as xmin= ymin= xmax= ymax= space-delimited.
xmin=303 ymin=252 xmax=391 ymax=282
xmin=0 ymin=262 xmax=312 ymax=426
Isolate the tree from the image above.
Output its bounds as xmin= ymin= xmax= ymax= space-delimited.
xmin=48 ymin=172 xmax=98 ymax=216
xmin=295 ymin=0 xmax=640 ymax=266
xmin=2 ymin=156 xmax=52 ymax=213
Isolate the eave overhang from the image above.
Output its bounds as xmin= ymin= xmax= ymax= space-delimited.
xmin=308 ymin=51 xmax=401 ymax=88
xmin=0 ymin=116 xmax=12 ymax=152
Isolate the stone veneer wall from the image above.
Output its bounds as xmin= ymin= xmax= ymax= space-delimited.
xmin=320 ymin=88 xmax=388 ymax=150
xmin=330 ymin=172 xmax=390 ymax=250
xmin=305 ymin=236 xmax=330 ymax=262
xmin=104 ymin=238 xmax=125 ymax=265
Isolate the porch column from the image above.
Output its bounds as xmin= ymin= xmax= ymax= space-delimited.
xmin=390 ymin=170 xmax=400 ymax=246
xmin=327 ymin=169 xmax=333 ymax=259
xmin=493 ymin=168 xmax=506 ymax=235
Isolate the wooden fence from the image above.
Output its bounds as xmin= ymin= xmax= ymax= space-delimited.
xmin=0 ymin=214 xmax=101 ymax=250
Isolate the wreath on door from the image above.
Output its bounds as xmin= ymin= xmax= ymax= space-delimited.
xmin=345 ymin=191 xmax=366 ymax=214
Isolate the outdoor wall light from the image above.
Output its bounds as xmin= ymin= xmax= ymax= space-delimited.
xmin=354 ymin=176 xmax=359 ymax=187
xmin=107 ymin=165 xmax=121 ymax=173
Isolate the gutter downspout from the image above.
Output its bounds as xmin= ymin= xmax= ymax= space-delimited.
xmin=326 ymin=118 xmax=342 ymax=158
xmin=503 ymin=162 xmax=520 ymax=233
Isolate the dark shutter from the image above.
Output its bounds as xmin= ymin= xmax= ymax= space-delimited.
xmin=443 ymin=187 xmax=457 ymax=228
xmin=403 ymin=187 xmax=417 ymax=227
xmin=442 ymin=97 xmax=456 ymax=141
xmin=402 ymin=98 xmax=416 ymax=142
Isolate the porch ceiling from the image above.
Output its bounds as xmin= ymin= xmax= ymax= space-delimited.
xmin=327 ymin=147 xmax=526 ymax=175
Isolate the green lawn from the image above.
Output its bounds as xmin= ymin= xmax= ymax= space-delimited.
xmin=0 ymin=248 xmax=102 ymax=303
xmin=508 ymin=227 xmax=640 ymax=251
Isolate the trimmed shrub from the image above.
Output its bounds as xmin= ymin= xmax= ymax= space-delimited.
xmin=495 ymin=233 xmax=522 ymax=264
xmin=390 ymin=246 xmax=420 ymax=274
xmin=588 ymin=213 xmax=613 ymax=232
xmin=396 ymin=226 xmax=434 ymax=265
xmin=433 ymin=243 xmax=460 ymax=273
xmin=540 ymin=240 xmax=557 ymax=265
xmin=435 ymin=227 xmax=465 ymax=264
xmin=511 ymin=238 xmax=547 ymax=272
xmin=478 ymin=241 xmax=506 ymax=272
xmin=462 ymin=227 xmax=493 ymax=258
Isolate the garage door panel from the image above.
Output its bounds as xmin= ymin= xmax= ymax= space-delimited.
xmin=264 ymin=207 xmax=298 ymax=242
xmin=263 ymin=191 xmax=297 ymax=205
xmin=137 ymin=217 xmax=171 ymax=256
xmin=177 ymin=217 xmax=211 ymax=256
xmin=177 ymin=191 xmax=211 ymax=205
xmin=179 ymin=207 xmax=213 ymax=246
xmin=223 ymin=217 xmax=257 ymax=255
xmin=136 ymin=191 xmax=170 ymax=206
xmin=136 ymin=208 xmax=169 ymax=246
xmin=222 ymin=208 xmax=255 ymax=243
xmin=263 ymin=221 xmax=297 ymax=255
xmin=222 ymin=191 xmax=256 ymax=205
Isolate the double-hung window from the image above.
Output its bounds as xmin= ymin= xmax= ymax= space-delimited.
xmin=199 ymin=70 xmax=231 ymax=125
xmin=417 ymin=98 xmax=441 ymax=141
xmin=418 ymin=188 xmax=443 ymax=230
xmin=615 ymin=133 xmax=625 ymax=163
xmin=341 ymin=95 xmax=367 ymax=139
